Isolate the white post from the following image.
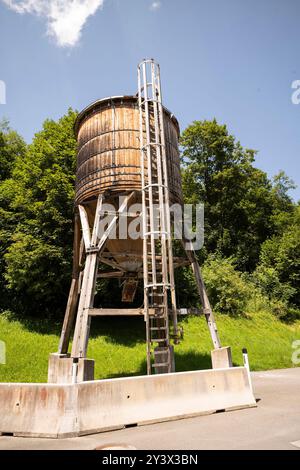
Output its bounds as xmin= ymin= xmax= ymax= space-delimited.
xmin=242 ymin=348 xmax=253 ymax=394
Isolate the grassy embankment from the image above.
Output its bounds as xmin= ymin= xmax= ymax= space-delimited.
xmin=0 ymin=309 xmax=299 ymax=382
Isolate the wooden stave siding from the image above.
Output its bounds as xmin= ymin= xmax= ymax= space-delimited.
xmin=75 ymin=98 xmax=182 ymax=205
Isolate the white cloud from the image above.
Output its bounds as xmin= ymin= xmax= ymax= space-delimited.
xmin=2 ymin=0 xmax=104 ymax=47
xmin=150 ymin=1 xmax=161 ymax=11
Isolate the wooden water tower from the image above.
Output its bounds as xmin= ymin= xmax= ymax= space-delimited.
xmin=48 ymin=59 xmax=222 ymax=383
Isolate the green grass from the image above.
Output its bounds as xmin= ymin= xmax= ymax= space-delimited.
xmin=0 ymin=310 xmax=299 ymax=383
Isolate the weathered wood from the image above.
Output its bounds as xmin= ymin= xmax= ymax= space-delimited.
xmin=74 ymin=96 xmax=182 ymax=206
xmin=88 ymin=308 xmax=147 ymax=317
xmin=177 ymin=308 xmax=202 ymax=316
xmin=91 ymin=194 xmax=103 ymax=246
xmin=71 ymin=192 xmax=136 ymax=359
xmin=89 ymin=308 xmax=203 ymax=317
xmin=58 ymin=213 xmax=81 ymax=354
xmin=58 ymin=278 xmax=79 ymax=354
xmin=98 ymin=255 xmax=126 ymax=272
xmin=71 ymin=253 xmax=98 ymax=358
xmin=173 ymin=259 xmax=190 ymax=269
xmin=88 ymin=308 xmax=200 ymax=317
xmin=97 ymin=271 xmax=125 ymax=279
xmin=183 ymin=241 xmax=221 ymax=349
xmin=101 ymin=251 xmax=187 ymax=264
xmin=78 ymin=205 xmax=91 ymax=250
xmin=97 ymin=191 xmax=135 ymax=252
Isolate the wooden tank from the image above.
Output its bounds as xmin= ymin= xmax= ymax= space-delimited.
xmin=74 ymin=95 xmax=182 ymax=205
xmin=74 ymin=96 xmax=182 ymax=275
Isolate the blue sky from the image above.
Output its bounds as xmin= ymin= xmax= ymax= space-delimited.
xmin=0 ymin=0 xmax=299 ymax=200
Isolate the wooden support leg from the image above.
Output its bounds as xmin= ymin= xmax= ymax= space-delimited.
xmin=182 ymin=242 xmax=221 ymax=349
xmin=71 ymin=252 xmax=99 ymax=358
xmin=58 ymin=278 xmax=79 ymax=354
xmin=58 ymin=213 xmax=81 ymax=355
xmin=167 ymin=234 xmax=179 ymax=341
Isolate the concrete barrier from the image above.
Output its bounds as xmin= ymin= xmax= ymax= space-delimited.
xmin=0 ymin=367 xmax=256 ymax=438
xmin=0 ymin=382 xmax=78 ymax=438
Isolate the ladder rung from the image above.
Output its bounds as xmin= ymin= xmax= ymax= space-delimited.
xmin=146 ymin=283 xmax=170 ymax=288
xmin=141 ymin=143 xmax=165 ymax=149
xmin=151 ymin=339 xmax=167 ymax=343
xmin=144 ymin=231 xmax=169 ymax=236
xmin=143 ymin=183 xmax=168 ymax=190
xmin=152 ymin=363 xmax=170 ymax=368
xmin=150 ymin=327 xmax=167 ymax=331
xmin=154 ymin=348 xmax=170 ymax=354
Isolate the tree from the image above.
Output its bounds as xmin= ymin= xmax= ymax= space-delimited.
xmin=180 ymin=119 xmax=294 ymax=271
xmin=0 ymin=122 xmax=27 ymax=308
xmin=253 ymin=205 xmax=300 ymax=318
xmin=202 ymin=255 xmax=251 ymax=316
xmin=0 ymin=119 xmax=26 ymax=182
xmin=1 ymin=109 xmax=77 ymax=316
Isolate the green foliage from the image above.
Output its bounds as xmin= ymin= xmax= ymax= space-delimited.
xmin=174 ymin=266 xmax=199 ymax=308
xmin=0 ymin=110 xmax=77 ymax=316
xmin=0 ymin=122 xmax=27 ymax=307
xmin=202 ymin=256 xmax=251 ymax=316
xmin=0 ymin=120 xmax=26 ymax=182
xmin=252 ymin=206 xmax=300 ymax=319
xmin=253 ymin=265 xmax=295 ymax=303
xmin=4 ymin=234 xmax=69 ymax=311
xmin=180 ymin=119 xmax=294 ymax=271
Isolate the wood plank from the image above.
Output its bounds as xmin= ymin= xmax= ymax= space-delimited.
xmin=78 ymin=205 xmax=91 ymax=250
xmin=71 ymin=253 xmax=99 ymax=358
xmin=91 ymin=194 xmax=103 ymax=246
xmin=88 ymin=308 xmax=201 ymax=317
xmin=98 ymin=256 xmax=126 ymax=272
xmin=177 ymin=308 xmax=202 ymax=316
xmin=88 ymin=308 xmax=147 ymax=317
xmin=97 ymin=271 xmax=125 ymax=279
xmin=97 ymin=191 xmax=135 ymax=252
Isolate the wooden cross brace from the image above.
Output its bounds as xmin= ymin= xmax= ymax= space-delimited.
xmin=58 ymin=191 xmax=135 ymax=358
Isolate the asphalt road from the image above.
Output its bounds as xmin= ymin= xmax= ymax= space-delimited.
xmin=0 ymin=368 xmax=299 ymax=450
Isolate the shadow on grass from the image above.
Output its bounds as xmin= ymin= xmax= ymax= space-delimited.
xmin=90 ymin=317 xmax=146 ymax=347
xmin=175 ymin=350 xmax=212 ymax=371
xmin=94 ymin=351 xmax=215 ymax=381
xmin=97 ymin=359 xmax=148 ymax=380
xmin=0 ymin=310 xmax=62 ymax=336
xmin=0 ymin=310 xmax=146 ymax=346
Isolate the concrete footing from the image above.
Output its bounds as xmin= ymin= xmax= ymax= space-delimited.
xmin=47 ymin=354 xmax=94 ymax=384
xmin=0 ymin=366 xmax=256 ymax=438
xmin=211 ymin=346 xmax=233 ymax=369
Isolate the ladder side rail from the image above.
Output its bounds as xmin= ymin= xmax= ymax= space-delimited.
xmin=138 ymin=65 xmax=151 ymax=374
xmin=150 ymin=61 xmax=169 ymax=291
xmin=150 ymin=62 xmax=171 ymax=348
xmin=155 ymin=63 xmax=179 ymax=337
xmin=142 ymin=61 xmax=157 ymax=286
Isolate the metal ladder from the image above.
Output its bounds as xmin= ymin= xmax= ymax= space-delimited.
xmin=138 ymin=59 xmax=178 ymax=375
